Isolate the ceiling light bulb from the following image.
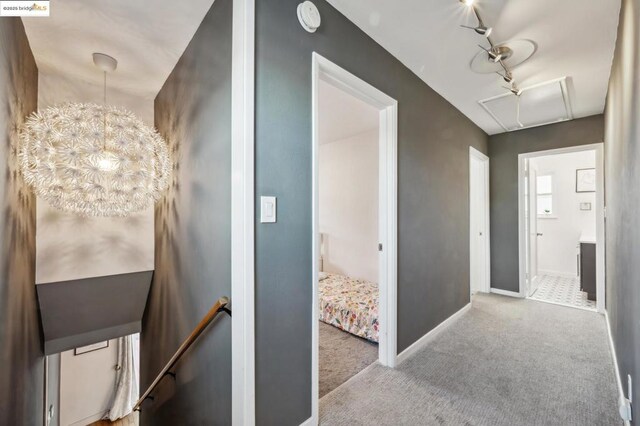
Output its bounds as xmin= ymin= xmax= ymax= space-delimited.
xmin=478 ymin=44 xmax=502 ymax=63
xmin=95 ymin=151 xmax=119 ymax=172
xmin=460 ymin=25 xmax=492 ymax=37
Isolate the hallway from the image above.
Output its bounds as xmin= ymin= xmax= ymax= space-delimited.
xmin=320 ymin=294 xmax=619 ymax=425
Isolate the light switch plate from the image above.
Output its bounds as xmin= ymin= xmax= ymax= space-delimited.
xmin=260 ymin=196 xmax=276 ymax=223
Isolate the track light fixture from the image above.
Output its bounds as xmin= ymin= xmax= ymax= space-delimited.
xmin=459 ymin=0 xmax=521 ymax=96
xmin=504 ymin=84 xmax=522 ymax=96
xmin=461 ymin=24 xmax=492 ymax=37
xmin=478 ymin=45 xmax=502 ymax=63
xmin=498 ymin=71 xmax=513 ymax=84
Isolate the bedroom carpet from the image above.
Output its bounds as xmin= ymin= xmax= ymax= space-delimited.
xmin=319 ymin=321 xmax=378 ymax=397
xmin=320 ymin=293 xmax=620 ymax=425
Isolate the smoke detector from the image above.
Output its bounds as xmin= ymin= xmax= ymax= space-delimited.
xmin=297 ymin=1 xmax=321 ymax=33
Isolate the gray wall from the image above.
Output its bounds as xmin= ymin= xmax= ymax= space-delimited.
xmin=488 ymin=115 xmax=604 ymax=292
xmin=37 ymin=271 xmax=152 ymax=354
xmin=255 ymin=1 xmax=488 ymax=424
xmin=604 ymin=0 xmax=639 ymax=419
xmin=140 ymin=0 xmax=232 ymax=424
xmin=0 ymin=17 xmax=42 ymax=426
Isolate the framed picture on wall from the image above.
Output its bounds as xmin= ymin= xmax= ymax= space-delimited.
xmin=74 ymin=341 xmax=109 ymax=355
xmin=576 ymin=168 xmax=596 ymax=193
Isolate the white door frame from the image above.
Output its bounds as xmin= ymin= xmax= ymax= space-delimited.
xmin=469 ymin=147 xmax=491 ymax=295
xmin=231 ymin=0 xmax=255 ymax=424
xmin=311 ymin=52 xmax=398 ymax=424
xmin=517 ymin=143 xmax=605 ymax=312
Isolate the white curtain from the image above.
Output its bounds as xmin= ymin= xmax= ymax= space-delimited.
xmin=107 ymin=335 xmax=139 ymax=421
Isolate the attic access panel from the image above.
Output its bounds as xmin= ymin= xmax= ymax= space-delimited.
xmin=479 ymin=78 xmax=573 ymax=132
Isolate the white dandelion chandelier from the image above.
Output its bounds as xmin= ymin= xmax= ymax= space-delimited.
xmin=19 ymin=53 xmax=171 ymax=217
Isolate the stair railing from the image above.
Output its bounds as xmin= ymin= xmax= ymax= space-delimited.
xmin=133 ymin=296 xmax=231 ymax=412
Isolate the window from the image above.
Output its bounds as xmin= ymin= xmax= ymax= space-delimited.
xmin=536 ymin=174 xmax=553 ymax=216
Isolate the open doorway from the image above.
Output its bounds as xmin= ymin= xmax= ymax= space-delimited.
xmin=44 ymin=335 xmax=140 ymax=426
xmin=317 ymin=78 xmax=380 ymax=398
xmin=518 ymin=144 xmax=605 ymax=312
xmin=311 ymin=53 xmax=397 ymax=421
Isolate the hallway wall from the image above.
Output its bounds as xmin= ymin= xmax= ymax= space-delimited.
xmin=35 ymin=73 xmax=154 ymax=284
xmin=0 ymin=17 xmax=42 ymax=426
xmin=255 ymin=1 xmax=488 ymax=424
xmin=604 ymin=0 xmax=640 ymax=416
xmin=140 ymin=0 xmax=232 ymax=424
xmin=488 ymin=115 xmax=604 ymax=292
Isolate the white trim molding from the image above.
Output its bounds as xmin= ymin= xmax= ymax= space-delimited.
xmin=479 ymin=77 xmax=573 ymax=133
xmin=517 ymin=143 xmax=605 ymax=311
xmin=299 ymin=417 xmax=314 ymax=426
xmin=311 ymin=52 xmax=398 ymax=426
xmin=490 ymin=288 xmax=522 ymax=298
xmin=537 ymin=269 xmax=578 ymax=279
xmin=397 ymin=303 xmax=471 ymax=364
xmin=605 ymin=311 xmax=632 ymax=426
xmin=231 ymin=0 xmax=255 ymax=424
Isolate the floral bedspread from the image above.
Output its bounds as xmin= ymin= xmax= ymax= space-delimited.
xmin=318 ymin=273 xmax=379 ymax=342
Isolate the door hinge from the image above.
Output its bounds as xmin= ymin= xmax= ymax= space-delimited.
xmin=378 ymin=243 xmax=383 ymax=252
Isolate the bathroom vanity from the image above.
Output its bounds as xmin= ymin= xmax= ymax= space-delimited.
xmin=579 ymin=233 xmax=596 ymax=301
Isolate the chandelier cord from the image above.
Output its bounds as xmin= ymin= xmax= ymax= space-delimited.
xmin=103 ymin=71 xmax=107 ymax=151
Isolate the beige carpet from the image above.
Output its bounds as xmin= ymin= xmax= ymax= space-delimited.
xmin=320 ymin=293 xmax=621 ymax=425
xmin=319 ymin=321 xmax=378 ymax=397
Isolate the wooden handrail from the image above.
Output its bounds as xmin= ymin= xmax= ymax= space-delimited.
xmin=133 ymin=296 xmax=230 ymax=412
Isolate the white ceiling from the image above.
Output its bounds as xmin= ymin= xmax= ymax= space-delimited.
xmin=327 ymin=0 xmax=621 ymax=135
xmin=319 ymin=79 xmax=379 ymax=144
xmin=19 ymin=0 xmax=621 ymax=135
xmin=22 ymin=0 xmax=215 ymax=101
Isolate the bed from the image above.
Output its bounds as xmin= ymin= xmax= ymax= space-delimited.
xmin=318 ymin=273 xmax=379 ymax=342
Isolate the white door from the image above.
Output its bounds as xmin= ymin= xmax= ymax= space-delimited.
xmin=527 ymin=165 xmax=540 ymax=296
xmin=470 ymin=150 xmax=489 ymax=294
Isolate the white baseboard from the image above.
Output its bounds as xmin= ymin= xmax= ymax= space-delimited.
xmin=490 ymin=288 xmax=522 ymax=298
xmin=537 ymin=269 xmax=578 ymax=279
xmin=396 ymin=303 xmax=471 ymax=364
xmin=69 ymin=411 xmax=108 ymax=426
xmin=604 ymin=310 xmax=631 ymax=425
xmin=299 ymin=416 xmax=314 ymax=426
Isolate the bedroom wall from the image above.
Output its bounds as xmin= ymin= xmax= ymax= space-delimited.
xmin=255 ymin=1 xmax=488 ymax=424
xmin=0 ymin=17 xmax=43 ymax=426
xmin=488 ymin=115 xmax=604 ymax=292
xmin=531 ymin=151 xmax=596 ymax=277
xmin=140 ymin=0 xmax=233 ymax=424
xmin=604 ymin=0 xmax=639 ymax=417
xmin=319 ymin=130 xmax=378 ymax=283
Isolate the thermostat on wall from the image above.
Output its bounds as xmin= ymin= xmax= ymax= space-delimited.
xmin=298 ymin=1 xmax=321 ymax=33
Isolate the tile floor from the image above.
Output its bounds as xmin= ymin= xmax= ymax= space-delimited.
xmin=529 ymin=274 xmax=596 ymax=310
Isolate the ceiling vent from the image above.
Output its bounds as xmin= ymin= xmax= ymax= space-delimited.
xmin=479 ymin=77 xmax=573 ymax=132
